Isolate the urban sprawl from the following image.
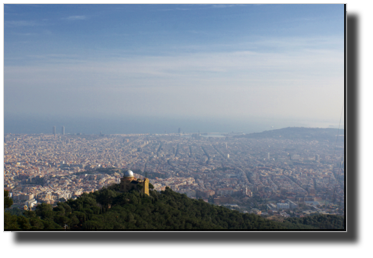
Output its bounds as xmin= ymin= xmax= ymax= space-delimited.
xmin=4 ymin=130 xmax=345 ymax=220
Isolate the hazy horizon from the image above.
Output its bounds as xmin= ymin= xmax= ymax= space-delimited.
xmin=4 ymin=4 xmax=345 ymax=133
xmin=4 ymin=114 xmax=343 ymax=135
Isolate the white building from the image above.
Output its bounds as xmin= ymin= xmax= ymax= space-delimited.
xmin=286 ymin=199 xmax=298 ymax=209
xmin=277 ymin=202 xmax=290 ymax=209
xmin=25 ymin=199 xmax=37 ymax=208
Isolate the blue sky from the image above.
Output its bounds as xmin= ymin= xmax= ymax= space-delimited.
xmin=4 ymin=4 xmax=345 ymax=129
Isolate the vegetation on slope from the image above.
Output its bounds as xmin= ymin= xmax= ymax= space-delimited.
xmin=4 ymin=189 xmax=344 ymax=231
xmin=283 ymin=214 xmax=345 ymax=229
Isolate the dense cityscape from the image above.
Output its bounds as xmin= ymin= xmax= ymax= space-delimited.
xmin=4 ymin=127 xmax=345 ymax=221
xmin=4 ymin=4 xmax=346 ymax=232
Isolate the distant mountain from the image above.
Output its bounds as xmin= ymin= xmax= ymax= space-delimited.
xmin=237 ymin=127 xmax=344 ymax=142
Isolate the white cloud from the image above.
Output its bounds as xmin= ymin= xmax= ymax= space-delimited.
xmin=4 ymin=45 xmax=343 ymax=119
xmin=5 ymin=20 xmax=37 ymax=27
xmin=11 ymin=32 xmax=37 ymax=36
xmin=4 ymin=34 xmax=344 ymax=122
xmin=64 ymin=15 xmax=87 ymax=21
xmin=212 ymin=4 xmax=237 ymax=8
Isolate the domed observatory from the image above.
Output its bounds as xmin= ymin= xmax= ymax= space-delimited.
xmin=123 ymin=170 xmax=135 ymax=181
xmin=120 ymin=169 xmax=149 ymax=196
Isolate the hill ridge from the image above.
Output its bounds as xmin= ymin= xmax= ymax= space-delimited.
xmin=4 ymin=187 xmax=344 ymax=231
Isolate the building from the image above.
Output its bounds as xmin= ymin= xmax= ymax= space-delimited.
xmin=196 ymin=189 xmax=215 ymax=199
xmin=251 ymin=208 xmax=262 ymax=215
xmin=45 ymin=192 xmax=52 ymax=200
xmin=62 ymin=126 xmax=65 ymax=135
xmin=305 ymin=201 xmax=320 ymax=206
xmin=185 ymin=190 xmax=196 ymax=198
xmin=53 ymin=126 xmax=56 ymax=136
xmin=245 ymin=187 xmax=253 ymax=197
xmin=120 ymin=170 xmax=149 ymax=196
xmin=286 ymin=199 xmax=298 ymax=209
xmin=213 ymin=196 xmax=233 ymax=205
xmin=217 ymin=187 xmax=233 ymax=196
xmin=25 ymin=199 xmax=37 ymax=209
xmin=291 ymin=154 xmax=300 ymax=160
xmin=277 ymin=202 xmax=290 ymax=209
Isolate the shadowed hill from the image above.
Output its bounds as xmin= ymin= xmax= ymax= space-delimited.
xmin=4 ymin=188 xmax=344 ymax=231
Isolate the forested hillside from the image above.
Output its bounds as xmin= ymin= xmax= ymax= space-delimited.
xmin=4 ymin=188 xmax=344 ymax=231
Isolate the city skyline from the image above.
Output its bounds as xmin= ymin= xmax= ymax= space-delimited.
xmin=4 ymin=4 xmax=345 ymax=132
xmin=4 ymin=127 xmax=345 ymax=221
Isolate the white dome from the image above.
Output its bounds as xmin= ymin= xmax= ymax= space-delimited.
xmin=124 ymin=170 xmax=134 ymax=178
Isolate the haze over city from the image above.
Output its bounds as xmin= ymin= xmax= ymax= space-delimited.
xmin=4 ymin=4 xmax=344 ymax=134
xmin=4 ymin=4 xmax=346 ymax=233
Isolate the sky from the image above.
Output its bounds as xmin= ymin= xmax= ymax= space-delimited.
xmin=4 ymin=4 xmax=345 ymax=132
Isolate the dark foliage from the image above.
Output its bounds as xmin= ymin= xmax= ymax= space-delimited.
xmin=4 ymin=188 xmax=344 ymax=231
xmin=284 ymin=214 xmax=345 ymax=229
xmin=4 ymin=190 xmax=13 ymax=209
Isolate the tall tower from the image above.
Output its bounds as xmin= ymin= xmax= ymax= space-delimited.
xmin=143 ymin=178 xmax=149 ymax=196
xmin=62 ymin=126 xmax=65 ymax=135
xmin=268 ymin=152 xmax=270 ymax=160
xmin=53 ymin=126 xmax=56 ymax=136
xmin=178 ymin=128 xmax=181 ymax=134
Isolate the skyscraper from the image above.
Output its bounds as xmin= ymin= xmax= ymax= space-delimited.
xmin=53 ymin=126 xmax=56 ymax=136
xmin=62 ymin=126 xmax=65 ymax=135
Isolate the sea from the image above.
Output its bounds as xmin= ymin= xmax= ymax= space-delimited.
xmin=4 ymin=115 xmax=341 ymax=135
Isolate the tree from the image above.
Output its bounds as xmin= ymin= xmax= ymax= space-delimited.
xmin=73 ymin=211 xmax=87 ymax=223
xmin=82 ymin=220 xmax=102 ymax=230
xmin=68 ymin=215 xmax=80 ymax=229
xmin=29 ymin=217 xmax=45 ymax=230
xmin=55 ymin=215 xmax=69 ymax=225
xmin=35 ymin=203 xmax=54 ymax=219
xmin=53 ymin=205 xmax=66 ymax=216
xmin=4 ymin=190 xmax=13 ymax=209
xmin=23 ymin=210 xmax=36 ymax=218
xmin=4 ymin=212 xmax=20 ymax=230
xmin=17 ymin=216 xmax=32 ymax=230
xmin=59 ymin=202 xmax=72 ymax=213
xmin=4 ymin=190 xmax=19 ymax=231
xmin=96 ymin=189 xmax=117 ymax=209
xmin=42 ymin=219 xmax=63 ymax=230
xmin=91 ymin=205 xmax=101 ymax=215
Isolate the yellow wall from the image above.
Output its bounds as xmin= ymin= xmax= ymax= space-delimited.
xmin=143 ymin=178 xmax=149 ymax=196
